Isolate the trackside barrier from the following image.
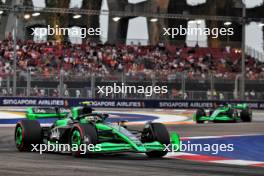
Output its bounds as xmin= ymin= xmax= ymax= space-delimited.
xmin=1 ymin=97 xmax=264 ymax=109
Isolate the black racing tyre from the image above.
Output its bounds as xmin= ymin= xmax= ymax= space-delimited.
xmin=240 ymin=109 xmax=252 ymax=122
xmin=70 ymin=123 xmax=98 ymax=157
xmin=195 ymin=108 xmax=206 ymax=124
xmin=15 ymin=120 xmax=42 ymax=152
xmin=141 ymin=123 xmax=170 ymax=158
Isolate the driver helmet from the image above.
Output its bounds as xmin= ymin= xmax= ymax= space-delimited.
xmin=82 ymin=104 xmax=94 ymax=114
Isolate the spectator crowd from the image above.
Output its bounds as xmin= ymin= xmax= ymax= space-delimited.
xmin=0 ymin=39 xmax=263 ymax=82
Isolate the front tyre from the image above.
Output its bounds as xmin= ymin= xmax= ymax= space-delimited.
xmin=195 ymin=108 xmax=206 ymax=124
xmin=141 ymin=123 xmax=170 ymax=158
xmin=15 ymin=120 xmax=42 ymax=151
xmin=70 ymin=124 xmax=97 ymax=157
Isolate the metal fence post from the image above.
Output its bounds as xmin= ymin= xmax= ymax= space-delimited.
xmin=26 ymin=69 xmax=31 ymax=96
xmin=12 ymin=14 xmax=18 ymax=97
xmin=210 ymin=73 xmax=214 ymax=100
xmin=90 ymin=73 xmax=95 ymax=98
xmin=7 ymin=74 xmax=10 ymax=95
xmin=240 ymin=2 xmax=246 ymax=100
xmin=59 ymin=70 xmax=64 ymax=97
xmin=181 ymin=72 xmax=186 ymax=99
xmin=234 ymin=74 xmax=241 ymax=100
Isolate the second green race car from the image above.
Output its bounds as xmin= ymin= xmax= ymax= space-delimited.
xmin=15 ymin=102 xmax=180 ymax=157
xmin=193 ymin=103 xmax=252 ymax=123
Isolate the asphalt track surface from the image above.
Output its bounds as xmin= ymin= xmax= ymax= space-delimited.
xmin=0 ymin=111 xmax=264 ymax=176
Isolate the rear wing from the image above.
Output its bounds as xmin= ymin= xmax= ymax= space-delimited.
xmin=26 ymin=107 xmax=69 ymax=120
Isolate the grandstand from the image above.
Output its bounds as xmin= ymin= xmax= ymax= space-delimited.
xmin=0 ymin=39 xmax=263 ymax=80
xmin=0 ymin=0 xmax=264 ymax=100
xmin=0 ymin=38 xmax=263 ymax=99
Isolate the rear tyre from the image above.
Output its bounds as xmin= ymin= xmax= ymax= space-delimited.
xmin=70 ymin=124 xmax=98 ymax=157
xmin=141 ymin=123 xmax=170 ymax=158
xmin=240 ymin=109 xmax=252 ymax=122
xmin=15 ymin=120 xmax=42 ymax=151
xmin=195 ymin=108 xmax=206 ymax=124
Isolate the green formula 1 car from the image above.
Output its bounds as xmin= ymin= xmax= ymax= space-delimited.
xmin=15 ymin=103 xmax=180 ymax=158
xmin=193 ymin=103 xmax=252 ymax=123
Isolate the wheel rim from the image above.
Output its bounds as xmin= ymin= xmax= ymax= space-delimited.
xmin=71 ymin=130 xmax=81 ymax=147
xmin=15 ymin=127 xmax=23 ymax=146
